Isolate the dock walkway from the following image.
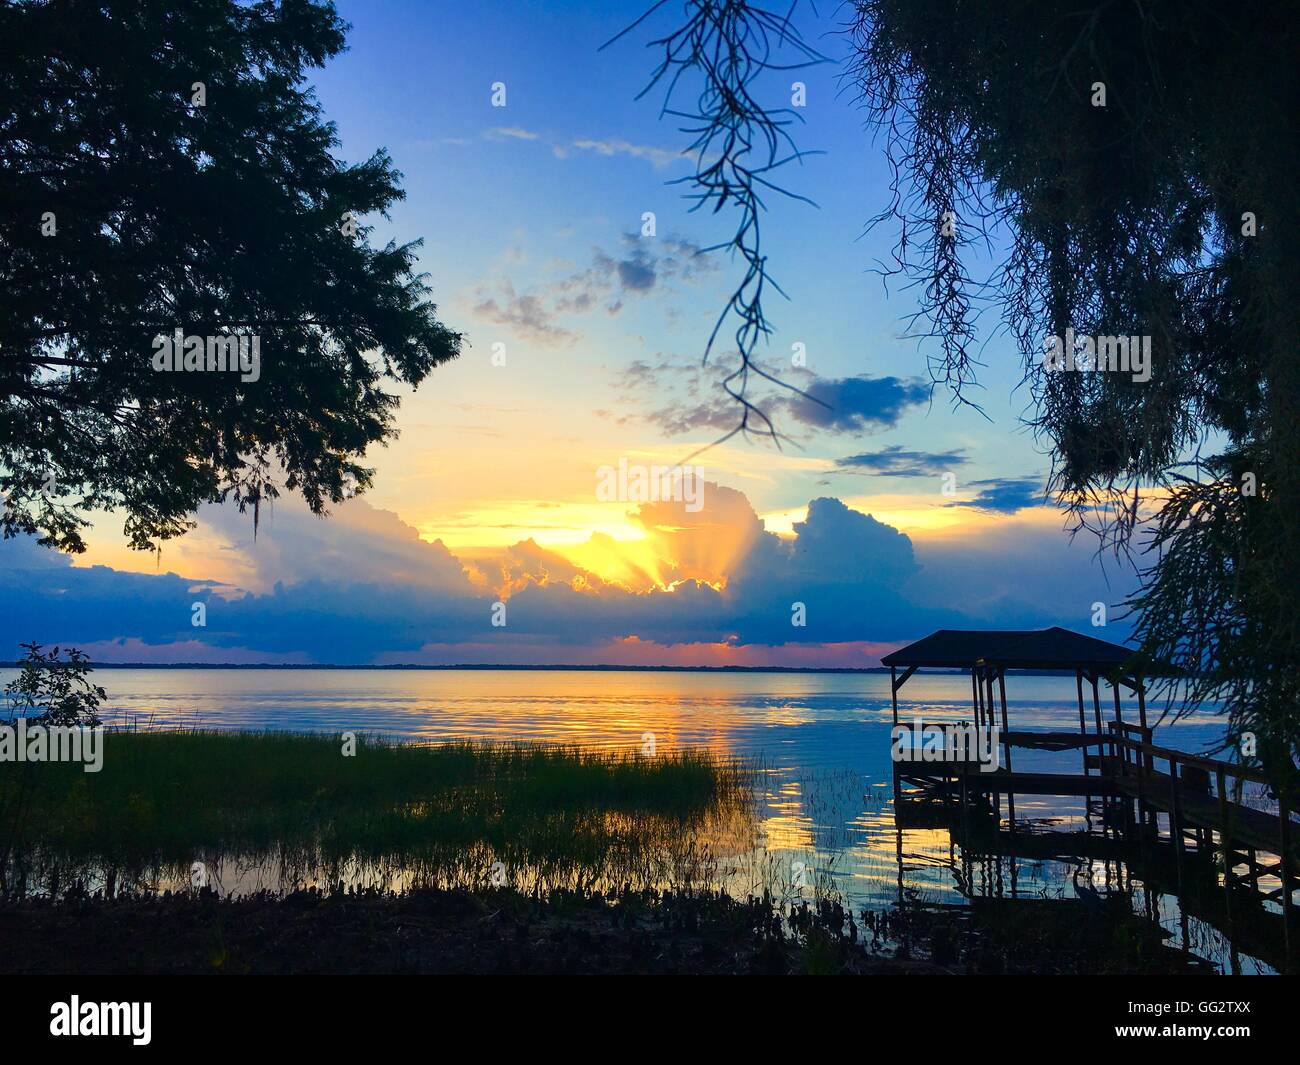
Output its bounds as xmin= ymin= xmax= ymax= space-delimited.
xmin=894 ymin=724 xmax=1298 ymax=969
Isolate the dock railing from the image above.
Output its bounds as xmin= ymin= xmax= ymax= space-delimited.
xmin=1102 ymin=722 xmax=1294 ymax=942
xmin=893 ymin=718 xmax=1297 ymax=967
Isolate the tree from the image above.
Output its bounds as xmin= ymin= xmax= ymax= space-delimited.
xmin=4 ymin=642 xmax=105 ymax=726
xmin=624 ymin=1 xmax=1299 ymax=785
xmin=0 ymin=0 xmax=460 ymax=554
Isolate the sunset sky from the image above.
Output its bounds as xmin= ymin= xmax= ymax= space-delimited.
xmin=0 ymin=0 xmax=1146 ymax=665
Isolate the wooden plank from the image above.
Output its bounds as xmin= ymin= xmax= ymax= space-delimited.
xmin=890 ymin=666 xmax=898 ymax=726
xmin=1001 ymin=730 xmax=1106 ymax=750
xmin=900 ymin=765 xmax=1123 ymax=798
xmin=998 ymin=670 xmax=1014 ymax=829
xmin=1108 ymin=762 xmax=1300 ymax=865
xmin=891 ymin=664 xmax=917 ymax=692
xmin=1090 ymin=674 xmax=1104 ymax=742
xmin=1110 ymin=734 xmax=1270 ymax=784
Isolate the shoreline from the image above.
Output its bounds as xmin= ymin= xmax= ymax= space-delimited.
xmin=2 ymin=663 xmax=1110 ymax=676
xmin=0 ymin=884 xmax=1210 ymax=976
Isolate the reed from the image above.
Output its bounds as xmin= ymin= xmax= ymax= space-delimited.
xmin=0 ymin=730 xmax=756 ymax=897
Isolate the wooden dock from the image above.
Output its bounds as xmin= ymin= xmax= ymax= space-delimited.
xmin=893 ymin=723 xmax=1298 ymax=970
xmin=882 ymin=629 xmax=1296 ymax=970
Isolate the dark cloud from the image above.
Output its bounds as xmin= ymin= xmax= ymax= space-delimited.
xmin=777 ymin=375 xmax=930 ymax=433
xmin=905 ymin=521 xmax=1141 ymax=630
xmin=636 ymin=371 xmax=932 ymax=440
xmin=713 ymin=496 xmax=943 ymax=644
xmin=834 ymin=445 xmax=969 ymax=477
xmin=603 ymin=248 xmax=656 ymax=292
xmin=945 ymin=476 xmax=1045 ymax=514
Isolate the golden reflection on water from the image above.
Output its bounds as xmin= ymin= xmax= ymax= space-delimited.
xmin=3 ymin=668 xmax=1264 ymax=971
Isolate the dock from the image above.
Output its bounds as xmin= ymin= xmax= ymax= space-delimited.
xmin=883 ymin=626 xmax=1298 ymax=972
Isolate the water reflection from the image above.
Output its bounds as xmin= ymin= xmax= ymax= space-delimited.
xmin=2 ymin=667 xmax=1271 ymax=972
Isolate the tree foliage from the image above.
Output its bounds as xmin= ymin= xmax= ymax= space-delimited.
xmin=0 ymin=0 xmax=460 ymax=553
xmin=608 ymin=0 xmax=830 ymax=455
xmin=4 ymin=642 xmax=105 ymax=726
xmin=629 ymin=0 xmax=1299 ymax=784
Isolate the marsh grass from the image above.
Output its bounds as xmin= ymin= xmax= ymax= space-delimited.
xmin=0 ymin=730 xmax=757 ymax=898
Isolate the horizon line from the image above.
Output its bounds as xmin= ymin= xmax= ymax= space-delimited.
xmin=7 ymin=661 xmax=899 ymax=674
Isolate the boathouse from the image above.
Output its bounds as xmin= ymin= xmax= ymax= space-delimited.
xmin=881 ymin=625 xmax=1146 ymax=738
xmin=883 ymin=627 xmax=1296 ymax=967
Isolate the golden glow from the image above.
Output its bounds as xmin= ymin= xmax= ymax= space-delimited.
xmin=762 ymin=495 xmax=1066 ymax=539
xmin=71 ymin=521 xmax=253 ymax=591
xmin=560 ymin=532 xmax=666 ymax=590
xmin=416 ymin=500 xmax=647 ymax=550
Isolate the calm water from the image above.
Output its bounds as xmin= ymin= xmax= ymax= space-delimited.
xmin=3 ymin=667 xmax=1273 ymax=972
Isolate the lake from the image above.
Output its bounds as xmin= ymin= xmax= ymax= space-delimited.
xmin=3 ymin=666 xmax=1271 ymax=972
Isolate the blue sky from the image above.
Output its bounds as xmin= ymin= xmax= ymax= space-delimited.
xmin=0 ymin=1 xmax=1145 ymax=665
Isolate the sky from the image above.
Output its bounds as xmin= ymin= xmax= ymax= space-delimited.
xmin=0 ymin=0 xmax=1147 ymax=666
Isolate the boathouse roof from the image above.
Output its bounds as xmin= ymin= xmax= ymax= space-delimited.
xmin=880 ymin=627 xmax=1137 ymax=671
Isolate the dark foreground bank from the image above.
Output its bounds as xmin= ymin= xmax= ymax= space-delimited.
xmin=1 ymin=886 xmax=930 ymax=975
xmin=0 ymin=882 xmax=1210 ymax=976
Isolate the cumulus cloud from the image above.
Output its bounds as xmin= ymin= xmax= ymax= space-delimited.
xmin=0 ymin=480 xmax=1126 ymax=664
xmin=194 ymin=496 xmax=473 ymax=595
xmin=634 ymin=482 xmax=768 ymax=585
xmin=467 ymin=538 xmax=600 ymax=599
xmin=719 ymin=496 xmax=946 ymax=645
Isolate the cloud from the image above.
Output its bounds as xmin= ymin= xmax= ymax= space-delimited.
xmin=472 ymin=282 xmax=577 ymax=345
xmin=715 ymin=496 xmax=943 ymax=645
xmin=622 ymin=357 xmax=748 ymax=437
xmin=477 ymin=126 xmax=686 ymax=170
xmin=906 ymin=518 xmax=1140 ymax=630
xmin=788 ymin=498 xmax=918 ymax=586
xmin=192 ymin=495 xmax=474 ymax=595
xmin=644 ymin=397 xmax=741 ymax=437
xmin=467 ymin=537 xmax=600 ymax=599
xmin=634 ymin=482 xmax=768 ymax=585
xmin=485 ymin=126 xmax=542 ymax=142
xmin=945 ymin=476 xmax=1045 ymax=514
xmin=775 ymin=375 xmax=930 ymax=433
xmin=560 ymin=137 xmax=686 ymax=169
xmin=634 ymin=369 xmax=933 ymax=440
xmin=470 ymin=235 xmax=716 ymax=347
xmin=0 ymin=481 xmax=1127 ymax=664
xmin=834 ymin=445 xmax=969 ymax=477
xmin=607 ymin=248 xmax=656 ymax=292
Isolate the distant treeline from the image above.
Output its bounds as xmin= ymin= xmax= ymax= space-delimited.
xmin=0 ymin=662 xmax=1102 ymax=676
